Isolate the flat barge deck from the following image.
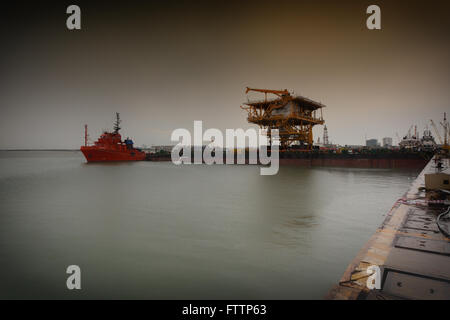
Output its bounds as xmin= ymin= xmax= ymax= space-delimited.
xmin=326 ymin=156 xmax=450 ymax=300
xmin=146 ymin=150 xmax=432 ymax=169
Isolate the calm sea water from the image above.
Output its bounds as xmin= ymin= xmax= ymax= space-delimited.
xmin=0 ymin=151 xmax=420 ymax=299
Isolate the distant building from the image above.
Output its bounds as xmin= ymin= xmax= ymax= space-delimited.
xmin=366 ymin=139 xmax=378 ymax=147
xmin=382 ymin=137 xmax=393 ymax=147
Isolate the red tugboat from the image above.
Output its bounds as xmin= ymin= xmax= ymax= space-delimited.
xmin=80 ymin=113 xmax=146 ymax=162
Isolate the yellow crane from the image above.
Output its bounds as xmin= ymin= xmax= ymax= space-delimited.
xmin=245 ymin=87 xmax=290 ymax=100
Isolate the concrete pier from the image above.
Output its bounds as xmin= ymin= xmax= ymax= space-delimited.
xmin=327 ymin=156 xmax=450 ymax=300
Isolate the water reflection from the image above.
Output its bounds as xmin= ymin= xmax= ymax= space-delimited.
xmin=0 ymin=151 xmax=420 ymax=299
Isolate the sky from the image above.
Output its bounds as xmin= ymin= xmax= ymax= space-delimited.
xmin=0 ymin=0 xmax=449 ymax=149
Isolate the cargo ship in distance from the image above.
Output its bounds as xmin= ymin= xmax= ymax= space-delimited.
xmin=80 ymin=113 xmax=146 ymax=162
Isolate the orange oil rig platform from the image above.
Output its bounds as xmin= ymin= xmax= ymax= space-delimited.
xmin=241 ymin=87 xmax=325 ymax=150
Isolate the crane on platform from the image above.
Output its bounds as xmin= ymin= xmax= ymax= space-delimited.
xmin=245 ymin=87 xmax=290 ymax=101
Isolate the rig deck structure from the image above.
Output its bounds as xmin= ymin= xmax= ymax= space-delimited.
xmin=241 ymin=87 xmax=325 ymax=150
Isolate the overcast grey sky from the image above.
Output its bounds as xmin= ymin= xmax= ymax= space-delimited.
xmin=0 ymin=0 xmax=449 ymax=149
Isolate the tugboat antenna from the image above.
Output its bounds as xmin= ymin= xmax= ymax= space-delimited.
xmin=114 ymin=112 xmax=121 ymax=133
xmin=84 ymin=124 xmax=89 ymax=146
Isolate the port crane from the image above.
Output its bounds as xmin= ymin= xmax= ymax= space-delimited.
xmin=395 ymin=132 xmax=400 ymax=145
xmin=430 ymin=112 xmax=450 ymax=151
xmin=430 ymin=120 xmax=442 ymax=143
xmin=403 ymin=125 xmax=414 ymax=139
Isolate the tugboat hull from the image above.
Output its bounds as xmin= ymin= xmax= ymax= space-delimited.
xmin=80 ymin=147 xmax=146 ymax=162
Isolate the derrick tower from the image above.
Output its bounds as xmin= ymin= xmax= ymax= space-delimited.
xmin=241 ymin=87 xmax=325 ymax=149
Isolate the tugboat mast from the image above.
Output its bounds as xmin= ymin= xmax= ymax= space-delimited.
xmin=84 ymin=124 xmax=89 ymax=146
xmin=114 ymin=112 xmax=121 ymax=134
